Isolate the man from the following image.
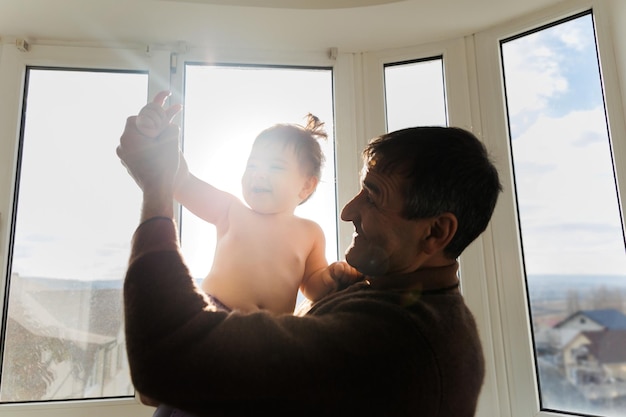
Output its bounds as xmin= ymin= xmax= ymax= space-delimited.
xmin=117 ymin=102 xmax=501 ymax=416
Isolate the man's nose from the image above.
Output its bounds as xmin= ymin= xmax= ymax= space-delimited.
xmin=341 ymin=191 xmax=361 ymax=221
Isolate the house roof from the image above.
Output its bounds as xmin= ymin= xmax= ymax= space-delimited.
xmin=582 ymin=309 xmax=626 ymax=330
xmin=555 ymin=309 xmax=626 ymax=330
xmin=583 ymin=330 xmax=626 ymax=364
xmin=9 ymin=291 xmax=117 ymax=347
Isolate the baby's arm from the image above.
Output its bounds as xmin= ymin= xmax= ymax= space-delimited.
xmin=173 ymin=151 xmax=237 ymax=226
xmin=300 ymin=224 xmax=362 ymax=302
xmin=303 ymin=261 xmax=362 ymax=302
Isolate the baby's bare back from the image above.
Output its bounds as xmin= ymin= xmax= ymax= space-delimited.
xmin=201 ymin=203 xmax=321 ymax=314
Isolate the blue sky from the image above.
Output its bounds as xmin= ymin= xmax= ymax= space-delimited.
xmin=502 ymin=13 xmax=625 ymax=276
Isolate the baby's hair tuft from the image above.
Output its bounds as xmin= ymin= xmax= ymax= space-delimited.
xmin=304 ymin=113 xmax=328 ymax=141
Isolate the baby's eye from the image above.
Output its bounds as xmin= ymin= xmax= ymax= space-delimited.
xmin=271 ymin=164 xmax=286 ymax=170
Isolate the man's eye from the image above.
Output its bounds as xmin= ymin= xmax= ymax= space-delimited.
xmin=365 ymin=194 xmax=375 ymax=205
xmin=271 ymin=165 xmax=285 ymax=170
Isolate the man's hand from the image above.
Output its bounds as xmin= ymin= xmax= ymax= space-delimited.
xmin=116 ymin=92 xmax=182 ymax=220
xmin=116 ymin=92 xmax=182 ymax=193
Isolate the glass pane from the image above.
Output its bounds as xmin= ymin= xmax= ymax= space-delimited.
xmin=181 ymin=64 xmax=336 ymax=305
xmin=1 ymin=69 xmax=148 ymax=402
xmin=502 ymin=13 xmax=626 ymax=416
xmin=384 ymin=57 xmax=447 ymax=131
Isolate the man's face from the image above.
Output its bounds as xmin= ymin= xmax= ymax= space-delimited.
xmin=340 ymin=162 xmax=432 ymax=277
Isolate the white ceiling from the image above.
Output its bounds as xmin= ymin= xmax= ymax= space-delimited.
xmin=1 ymin=0 xmax=566 ymax=53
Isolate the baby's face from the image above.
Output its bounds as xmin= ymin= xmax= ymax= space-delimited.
xmin=241 ymin=142 xmax=313 ymax=215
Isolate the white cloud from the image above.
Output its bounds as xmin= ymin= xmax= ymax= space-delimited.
xmin=553 ymin=20 xmax=591 ymax=52
xmin=511 ymin=108 xmax=624 ymax=275
xmin=502 ymin=34 xmax=568 ymax=118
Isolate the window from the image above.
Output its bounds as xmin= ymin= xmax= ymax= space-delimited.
xmin=1 ymin=3 xmax=624 ymax=416
xmin=0 ymin=68 xmax=147 ymax=403
xmin=501 ymin=12 xmax=626 ymax=416
xmin=384 ymin=57 xmax=447 ymax=130
xmin=179 ymin=64 xmax=336 ymax=305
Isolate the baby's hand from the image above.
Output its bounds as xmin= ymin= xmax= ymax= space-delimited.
xmin=136 ymin=91 xmax=182 ymax=138
xmin=327 ymin=261 xmax=363 ymax=290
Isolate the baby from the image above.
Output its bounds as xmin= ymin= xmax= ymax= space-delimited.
xmin=135 ymin=91 xmax=360 ymax=315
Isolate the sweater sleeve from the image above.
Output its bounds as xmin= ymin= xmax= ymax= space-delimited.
xmin=124 ymin=217 xmax=216 ymax=402
xmin=129 ymin=216 xmax=180 ymax=262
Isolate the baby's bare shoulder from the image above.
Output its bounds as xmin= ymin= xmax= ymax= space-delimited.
xmin=292 ymin=217 xmax=325 ymax=247
xmin=294 ymin=216 xmax=323 ymax=231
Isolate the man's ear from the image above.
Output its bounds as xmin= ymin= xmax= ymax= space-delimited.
xmin=423 ymin=213 xmax=458 ymax=255
xmin=299 ymin=176 xmax=319 ymax=201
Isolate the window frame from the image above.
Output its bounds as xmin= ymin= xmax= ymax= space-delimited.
xmin=361 ymin=38 xmax=474 ymax=138
xmin=0 ymin=44 xmax=170 ymax=417
xmin=175 ymin=61 xmax=339 ymax=292
xmin=383 ymin=55 xmax=448 ymax=130
xmin=362 ymin=38 xmax=508 ymax=417
xmin=168 ymin=47 xmax=364 ymax=259
xmin=0 ymin=44 xmax=361 ymax=417
xmin=473 ymin=0 xmax=626 ymax=416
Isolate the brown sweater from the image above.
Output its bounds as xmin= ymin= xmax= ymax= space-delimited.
xmin=124 ymin=217 xmax=485 ymax=416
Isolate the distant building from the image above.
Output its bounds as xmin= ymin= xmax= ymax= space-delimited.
xmin=0 ymin=274 xmax=132 ymax=402
xmin=548 ymin=309 xmax=626 ymax=405
xmin=555 ymin=309 xmax=626 ymax=331
xmin=583 ymin=330 xmax=626 ymax=382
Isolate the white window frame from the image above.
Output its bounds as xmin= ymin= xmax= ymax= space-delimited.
xmin=0 ymin=44 xmax=363 ymax=417
xmin=473 ymin=0 xmax=626 ymax=416
xmin=0 ymin=44 xmax=170 ymax=417
xmin=167 ymin=48 xmax=353 ymax=262
xmin=360 ymin=38 xmax=506 ymax=417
